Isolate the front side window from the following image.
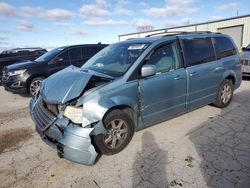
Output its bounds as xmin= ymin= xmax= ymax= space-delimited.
xmin=82 ymin=43 xmax=150 ymax=77
xmin=182 ymin=38 xmax=216 ymax=66
xmin=214 ymin=36 xmax=237 ymax=59
xmin=57 ymin=50 xmax=70 ymax=63
xmin=35 ymin=47 xmax=64 ymax=62
xmin=146 ymin=42 xmax=181 ymax=73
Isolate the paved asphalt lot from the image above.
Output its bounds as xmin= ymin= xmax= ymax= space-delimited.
xmin=0 ymin=79 xmax=249 ymax=188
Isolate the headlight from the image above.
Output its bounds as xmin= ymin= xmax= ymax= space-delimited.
xmin=9 ymin=69 xmax=26 ymax=76
xmin=64 ymin=106 xmax=83 ymax=124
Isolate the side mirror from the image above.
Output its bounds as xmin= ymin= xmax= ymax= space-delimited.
xmin=141 ymin=64 xmax=157 ymax=78
xmin=48 ymin=57 xmax=64 ymax=65
xmin=242 ymin=47 xmax=246 ymax=51
xmin=57 ymin=57 xmax=64 ymax=62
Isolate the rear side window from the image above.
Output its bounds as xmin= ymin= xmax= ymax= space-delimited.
xmin=27 ymin=51 xmax=35 ymax=56
xmin=85 ymin=47 xmax=99 ymax=58
xmin=214 ymin=36 xmax=237 ymax=59
xmin=16 ymin=51 xmax=30 ymax=57
xmin=182 ymin=38 xmax=216 ymax=66
xmin=69 ymin=47 xmax=82 ymax=61
xmin=35 ymin=50 xmax=47 ymax=56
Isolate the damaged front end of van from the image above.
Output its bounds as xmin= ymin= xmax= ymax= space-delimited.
xmin=29 ymin=66 xmax=119 ymax=165
xmin=29 ymin=42 xmax=150 ymax=166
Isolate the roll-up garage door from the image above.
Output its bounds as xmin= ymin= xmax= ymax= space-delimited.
xmin=218 ymin=25 xmax=243 ymax=50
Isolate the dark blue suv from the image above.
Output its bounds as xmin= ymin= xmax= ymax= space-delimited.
xmin=2 ymin=44 xmax=107 ymax=96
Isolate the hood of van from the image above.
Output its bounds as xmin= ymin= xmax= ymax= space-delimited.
xmin=40 ymin=65 xmax=112 ymax=104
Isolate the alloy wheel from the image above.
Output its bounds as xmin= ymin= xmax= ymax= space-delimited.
xmin=221 ymin=84 xmax=232 ymax=104
xmin=104 ymin=119 xmax=128 ymax=149
xmin=30 ymin=80 xmax=41 ymax=96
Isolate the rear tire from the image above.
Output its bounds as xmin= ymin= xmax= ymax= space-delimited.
xmin=213 ymin=79 xmax=234 ymax=108
xmin=28 ymin=77 xmax=44 ymax=97
xmin=93 ymin=109 xmax=134 ymax=155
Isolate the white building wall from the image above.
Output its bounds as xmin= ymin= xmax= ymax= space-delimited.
xmin=195 ymin=17 xmax=250 ymax=47
xmin=119 ymin=16 xmax=250 ymax=48
xmin=168 ymin=26 xmax=196 ymax=32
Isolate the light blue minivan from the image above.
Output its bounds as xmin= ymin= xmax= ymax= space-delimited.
xmin=30 ymin=32 xmax=242 ymax=165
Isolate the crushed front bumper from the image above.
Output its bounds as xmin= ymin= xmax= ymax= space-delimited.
xmin=29 ymin=97 xmax=98 ymax=166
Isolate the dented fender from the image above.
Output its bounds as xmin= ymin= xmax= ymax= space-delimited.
xmin=76 ymin=81 xmax=140 ymax=130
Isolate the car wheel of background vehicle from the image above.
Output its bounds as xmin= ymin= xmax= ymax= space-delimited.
xmin=28 ymin=77 xmax=44 ymax=97
xmin=213 ymin=79 xmax=234 ymax=108
xmin=93 ymin=109 xmax=134 ymax=155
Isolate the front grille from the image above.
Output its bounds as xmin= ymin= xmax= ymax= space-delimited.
xmin=2 ymin=71 xmax=9 ymax=81
xmin=46 ymin=103 xmax=59 ymax=116
xmin=33 ymin=97 xmax=56 ymax=131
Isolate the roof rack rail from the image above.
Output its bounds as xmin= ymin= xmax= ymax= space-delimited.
xmin=146 ymin=30 xmax=214 ymax=37
xmin=126 ymin=38 xmax=136 ymax=40
xmin=145 ymin=30 xmax=169 ymax=37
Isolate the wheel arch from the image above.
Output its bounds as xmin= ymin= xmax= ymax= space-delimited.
xmin=26 ymin=74 xmax=46 ymax=93
xmin=222 ymin=70 xmax=236 ymax=87
xmin=102 ymin=104 xmax=138 ymax=131
xmin=225 ymin=75 xmax=235 ymax=86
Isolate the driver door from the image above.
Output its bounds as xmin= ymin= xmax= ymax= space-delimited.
xmin=138 ymin=41 xmax=187 ymax=127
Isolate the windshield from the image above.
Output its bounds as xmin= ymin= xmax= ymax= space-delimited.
xmin=246 ymin=44 xmax=250 ymax=49
xmin=81 ymin=43 xmax=149 ymax=77
xmin=35 ymin=47 xmax=64 ymax=62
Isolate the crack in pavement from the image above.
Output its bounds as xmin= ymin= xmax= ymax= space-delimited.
xmin=189 ymin=89 xmax=250 ymax=187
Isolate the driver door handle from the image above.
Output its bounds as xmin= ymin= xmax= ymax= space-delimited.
xmin=189 ymin=72 xmax=198 ymax=77
xmin=174 ymin=75 xmax=184 ymax=80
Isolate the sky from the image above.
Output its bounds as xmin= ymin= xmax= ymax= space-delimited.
xmin=0 ymin=0 xmax=249 ymax=51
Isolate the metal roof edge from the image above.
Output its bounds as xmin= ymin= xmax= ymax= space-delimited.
xmin=119 ymin=14 xmax=250 ymax=37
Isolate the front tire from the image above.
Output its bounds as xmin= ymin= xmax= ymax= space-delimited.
xmin=28 ymin=77 xmax=44 ymax=97
xmin=213 ymin=79 xmax=234 ymax=108
xmin=93 ymin=109 xmax=134 ymax=155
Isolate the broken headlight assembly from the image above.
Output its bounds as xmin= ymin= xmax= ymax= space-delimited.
xmin=64 ymin=106 xmax=83 ymax=124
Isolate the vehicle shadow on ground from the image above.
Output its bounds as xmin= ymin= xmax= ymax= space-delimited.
xmin=188 ymin=89 xmax=250 ymax=187
xmin=132 ymin=131 xmax=168 ymax=188
xmin=242 ymin=76 xmax=250 ymax=81
xmin=19 ymin=93 xmax=31 ymax=98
